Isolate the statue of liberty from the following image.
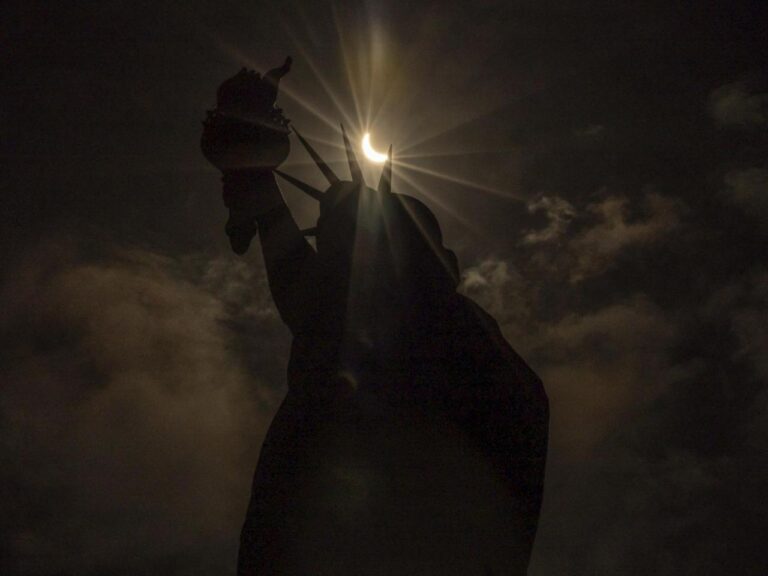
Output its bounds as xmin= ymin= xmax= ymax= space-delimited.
xmin=201 ymin=58 xmax=548 ymax=575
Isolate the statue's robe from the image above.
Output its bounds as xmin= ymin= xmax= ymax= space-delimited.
xmin=238 ymin=200 xmax=548 ymax=576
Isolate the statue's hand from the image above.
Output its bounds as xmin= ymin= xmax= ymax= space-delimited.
xmin=200 ymin=58 xmax=294 ymax=254
xmin=201 ymin=57 xmax=292 ymax=172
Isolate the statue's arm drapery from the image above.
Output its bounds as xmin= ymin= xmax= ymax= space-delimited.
xmin=457 ymin=296 xmax=550 ymax=561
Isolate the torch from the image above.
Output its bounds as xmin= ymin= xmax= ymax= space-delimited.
xmin=201 ymin=57 xmax=293 ymax=254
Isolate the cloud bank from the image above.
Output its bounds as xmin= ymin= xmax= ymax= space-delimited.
xmin=0 ymin=244 xmax=285 ymax=575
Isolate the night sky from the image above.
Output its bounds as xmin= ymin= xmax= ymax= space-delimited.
xmin=2 ymin=1 xmax=767 ymax=574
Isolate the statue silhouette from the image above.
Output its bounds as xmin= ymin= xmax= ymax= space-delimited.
xmin=202 ymin=59 xmax=548 ymax=575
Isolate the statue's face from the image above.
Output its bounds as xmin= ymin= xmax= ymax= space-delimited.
xmin=315 ymin=182 xmax=364 ymax=261
xmin=314 ymin=185 xmax=459 ymax=298
xmin=315 ymin=184 xmax=395 ymax=289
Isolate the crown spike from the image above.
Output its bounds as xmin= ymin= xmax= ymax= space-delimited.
xmin=377 ymin=144 xmax=393 ymax=195
xmin=340 ymin=123 xmax=364 ymax=185
xmin=300 ymin=227 xmax=318 ymax=236
xmin=292 ymin=127 xmax=340 ymax=185
xmin=273 ymin=169 xmax=324 ymax=201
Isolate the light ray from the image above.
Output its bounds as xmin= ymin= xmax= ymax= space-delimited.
xmin=277 ymin=20 xmax=359 ymax=130
xmin=341 ymin=124 xmax=364 ymax=184
xmin=394 ymin=167 xmax=486 ymax=239
xmin=201 ymin=29 xmax=343 ymax=133
xmin=332 ymin=4 xmax=365 ymax=130
xmin=397 ymin=197 xmax=462 ymax=283
xmin=377 ymin=145 xmax=392 ymax=194
xmin=395 ymin=148 xmax=514 ymax=160
xmin=397 ymin=159 xmax=527 ymax=202
xmin=397 ymin=73 xmax=572 ymax=154
xmin=293 ymin=127 xmax=340 ymax=184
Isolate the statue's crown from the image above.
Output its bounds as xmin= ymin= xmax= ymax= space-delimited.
xmin=274 ymin=125 xmax=459 ymax=287
xmin=274 ymin=124 xmax=393 ymax=233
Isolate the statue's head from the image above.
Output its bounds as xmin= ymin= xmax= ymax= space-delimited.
xmin=276 ymin=127 xmax=460 ymax=301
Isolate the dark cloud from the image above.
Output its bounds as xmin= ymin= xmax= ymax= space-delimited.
xmin=0 ymin=242 xmax=286 ymax=575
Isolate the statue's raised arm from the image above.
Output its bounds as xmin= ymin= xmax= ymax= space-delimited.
xmin=201 ymin=57 xmax=316 ymax=332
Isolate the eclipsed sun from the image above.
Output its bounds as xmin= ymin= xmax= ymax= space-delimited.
xmin=362 ymin=133 xmax=388 ymax=164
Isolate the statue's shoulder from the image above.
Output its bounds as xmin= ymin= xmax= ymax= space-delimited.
xmin=452 ymin=293 xmax=546 ymax=400
xmin=453 ymin=293 xmax=502 ymax=336
xmin=449 ymin=293 xmax=510 ymax=356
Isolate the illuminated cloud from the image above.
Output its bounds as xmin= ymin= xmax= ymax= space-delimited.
xmin=0 ymin=244 xmax=284 ymax=574
xmin=709 ymin=82 xmax=768 ymax=128
xmin=568 ymin=193 xmax=685 ymax=282
xmin=523 ymin=196 xmax=577 ymax=245
xmin=723 ymin=168 xmax=768 ymax=221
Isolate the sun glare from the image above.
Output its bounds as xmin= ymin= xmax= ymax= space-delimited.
xmin=362 ymin=133 xmax=388 ymax=164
